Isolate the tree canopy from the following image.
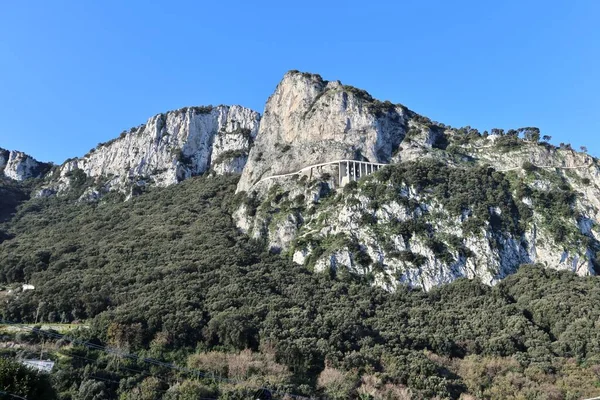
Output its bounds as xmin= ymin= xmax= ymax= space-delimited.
xmin=0 ymin=174 xmax=599 ymax=399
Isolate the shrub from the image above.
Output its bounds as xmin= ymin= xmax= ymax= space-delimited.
xmin=359 ymin=212 xmax=377 ymax=225
xmin=212 ymin=149 xmax=245 ymax=165
xmin=495 ymin=135 xmax=522 ymax=151
xmin=65 ymin=168 xmax=88 ymax=188
xmin=187 ymin=349 xmax=291 ymax=385
xmin=75 ymin=380 xmax=108 ymax=400
xmin=191 ymin=105 xmax=214 ymax=114
xmin=522 ymin=161 xmax=537 ymax=172
xmin=343 ymin=181 xmax=358 ymax=193
xmin=176 ymin=150 xmax=194 ymax=166
xmin=317 ymin=366 xmax=358 ymax=400
xmin=164 ymin=380 xmax=217 ymax=400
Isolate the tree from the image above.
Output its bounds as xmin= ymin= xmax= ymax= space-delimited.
xmin=0 ymin=357 xmax=57 ymax=400
xmin=580 ymin=146 xmax=588 ymax=153
xmin=542 ymin=135 xmax=552 ymax=143
xmin=520 ymin=127 xmax=540 ymax=143
xmin=107 ymin=322 xmax=144 ymax=350
xmin=126 ymin=377 xmax=166 ymax=400
xmin=317 ymin=367 xmax=358 ymax=400
xmin=163 ymin=380 xmax=217 ymax=400
xmin=75 ymin=380 xmax=109 ymax=400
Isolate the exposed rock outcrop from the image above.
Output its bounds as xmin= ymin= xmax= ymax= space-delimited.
xmin=296 ymin=191 xmax=595 ymax=291
xmin=237 ymin=71 xmax=408 ymax=193
xmin=2 ymin=150 xmax=48 ymax=181
xmin=46 ymin=105 xmax=260 ymax=194
xmin=233 ymin=70 xmax=600 ymax=291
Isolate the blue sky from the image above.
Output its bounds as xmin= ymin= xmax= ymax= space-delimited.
xmin=1 ymin=1 xmax=598 ymax=163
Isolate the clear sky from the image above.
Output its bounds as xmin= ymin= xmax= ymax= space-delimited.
xmin=1 ymin=1 xmax=598 ymax=163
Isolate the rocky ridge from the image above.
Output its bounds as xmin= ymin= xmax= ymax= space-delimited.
xmin=233 ymin=71 xmax=600 ymax=290
xmin=41 ymin=105 xmax=259 ymax=198
xmin=2 ymin=105 xmax=260 ymax=197
xmin=237 ymin=71 xmax=423 ymax=192
xmin=3 ymin=70 xmax=600 ymax=290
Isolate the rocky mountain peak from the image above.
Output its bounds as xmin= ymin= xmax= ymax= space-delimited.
xmin=230 ymin=70 xmax=600 ymax=291
xmin=236 ymin=70 xmax=408 ymax=192
xmin=3 ymin=69 xmax=600 ymax=292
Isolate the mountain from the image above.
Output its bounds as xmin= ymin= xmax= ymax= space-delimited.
xmin=2 ymin=70 xmax=600 ymax=291
xmin=2 ymin=70 xmax=600 ymax=399
xmin=234 ymin=71 xmax=600 ymax=290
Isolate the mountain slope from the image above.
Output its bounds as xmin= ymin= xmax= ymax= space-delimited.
xmin=232 ymin=71 xmax=600 ymax=290
xmin=1 ymin=70 xmax=600 ymax=398
xmin=1 ymin=70 xmax=600 ymax=291
xmin=1 ymin=175 xmax=600 ymax=399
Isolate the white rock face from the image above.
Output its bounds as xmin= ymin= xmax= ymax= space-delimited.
xmin=231 ymin=71 xmax=600 ymax=291
xmin=252 ymin=183 xmax=597 ymax=291
xmin=4 ymin=69 xmax=599 ymax=291
xmin=3 ymin=151 xmax=45 ymax=181
xmin=268 ymin=212 xmax=302 ymax=252
xmin=49 ymin=105 xmax=260 ymax=194
xmin=237 ymin=71 xmax=408 ymax=193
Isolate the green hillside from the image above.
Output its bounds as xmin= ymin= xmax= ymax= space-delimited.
xmin=0 ymin=174 xmax=599 ymax=399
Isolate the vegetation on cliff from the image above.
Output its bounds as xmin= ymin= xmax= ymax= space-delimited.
xmin=1 ymin=174 xmax=599 ymax=399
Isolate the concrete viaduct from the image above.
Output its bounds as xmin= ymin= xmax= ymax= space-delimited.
xmin=255 ymin=159 xmax=387 ymax=188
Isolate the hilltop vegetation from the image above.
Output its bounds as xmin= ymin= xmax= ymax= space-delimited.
xmin=0 ymin=173 xmax=599 ymax=399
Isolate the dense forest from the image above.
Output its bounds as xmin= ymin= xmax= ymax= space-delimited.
xmin=0 ymin=172 xmax=599 ymax=399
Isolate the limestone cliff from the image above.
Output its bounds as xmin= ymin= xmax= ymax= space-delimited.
xmin=237 ymin=71 xmax=409 ymax=193
xmin=43 ymin=105 xmax=260 ymax=196
xmin=234 ymin=70 xmax=600 ymax=291
xmin=0 ymin=149 xmax=49 ymax=181
xmin=3 ymin=70 xmax=600 ymax=291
